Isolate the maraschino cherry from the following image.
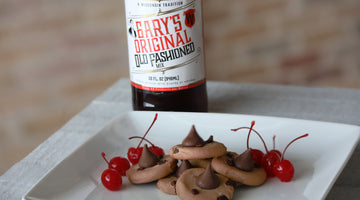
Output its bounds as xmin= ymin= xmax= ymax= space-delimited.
xmin=101 ymin=168 xmax=122 ymax=191
xmin=273 ymin=133 xmax=309 ymax=182
xmin=101 ymin=152 xmax=130 ymax=176
xmin=127 ymin=113 xmax=164 ymax=165
xmin=261 ymin=151 xmax=280 ymax=177
xmin=101 ymin=152 xmax=124 ymax=191
xmin=261 ymin=135 xmax=282 ymax=177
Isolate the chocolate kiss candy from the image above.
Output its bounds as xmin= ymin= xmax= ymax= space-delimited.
xmin=233 ymin=149 xmax=254 ymax=172
xmin=196 ymin=164 xmax=220 ymax=189
xmin=138 ymin=144 xmax=160 ymax=168
xmin=182 ymin=125 xmax=205 ymax=147
xmin=176 ymin=160 xmax=193 ymax=178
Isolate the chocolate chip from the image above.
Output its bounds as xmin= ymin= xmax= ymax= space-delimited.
xmin=157 ymin=160 xmax=166 ymax=165
xmin=158 ymin=155 xmax=164 ymax=159
xmin=254 ymin=163 xmax=261 ymax=168
xmin=225 ymin=179 xmax=235 ymax=187
xmin=173 ymin=148 xmax=179 ymax=154
xmin=217 ymin=195 xmax=229 ymax=200
xmin=226 ymin=159 xmax=234 ymax=166
xmin=191 ymin=189 xmax=199 ymax=195
xmin=171 ymin=180 xmax=176 ymax=186
xmin=206 ymin=135 xmax=214 ymax=143
xmin=226 ymin=152 xmax=234 ymax=158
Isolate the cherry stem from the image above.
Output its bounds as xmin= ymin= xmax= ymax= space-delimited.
xmin=231 ymin=127 xmax=248 ymax=131
xmin=136 ymin=113 xmax=158 ymax=149
xmin=231 ymin=125 xmax=269 ymax=153
xmin=129 ymin=136 xmax=155 ymax=147
xmin=101 ymin=152 xmax=110 ymax=165
xmin=246 ymin=121 xmax=256 ymax=149
xmin=273 ymin=135 xmax=276 ymax=150
xmin=280 ymin=133 xmax=309 ymax=161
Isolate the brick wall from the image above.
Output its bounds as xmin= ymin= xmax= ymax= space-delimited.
xmin=204 ymin=0 xmax=360 ymax=86
xmin=0 ymin=0 xmax=359 ymax=174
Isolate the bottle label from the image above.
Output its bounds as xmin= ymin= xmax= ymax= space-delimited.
xmin=125 ymin=0 xmax=205 ymax=92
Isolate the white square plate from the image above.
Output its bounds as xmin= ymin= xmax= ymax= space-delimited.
xmin=23 ymin=111 xmax=360 ymax=200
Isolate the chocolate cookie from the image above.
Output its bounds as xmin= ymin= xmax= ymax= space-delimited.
xmin=126 ymin=144 xmax=177 ymax=184
xmin=176 ymin=165 xmax=234 ymax=200
xmin=157 ymin=160 xmax=193 ymax=195
xmin=211 ymin=151 xmax=267 ymax=186
xmin=156 ymin=175 xmax=177 ymax=195
xmin=169 ymin=125 xmax=227 ymax=160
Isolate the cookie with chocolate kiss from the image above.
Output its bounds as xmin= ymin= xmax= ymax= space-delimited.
xmin=211 ymin=151 xmax=267 ymax=186
xmin=156 ymin=160 xmax=193 ymax=195
xmin=169 ymin=125 xmax=227 ymax=160
xmin=126 ymin=144 xmax=178 ymax=184
xmin=157 ymin=158 xmax=213 ymax=195
xmin=176 ymin=164 xmax=234 ymax=200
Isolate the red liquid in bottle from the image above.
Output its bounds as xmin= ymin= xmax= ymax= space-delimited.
xmin=132 ymin=82 xmax=207 ymax=111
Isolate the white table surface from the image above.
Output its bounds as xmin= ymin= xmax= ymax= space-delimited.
xmin=1 ymin=78 xmax=359 ymax=200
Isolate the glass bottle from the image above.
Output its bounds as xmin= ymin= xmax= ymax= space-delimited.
xmin=125 ymin=0 xmax=208 ymax=112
